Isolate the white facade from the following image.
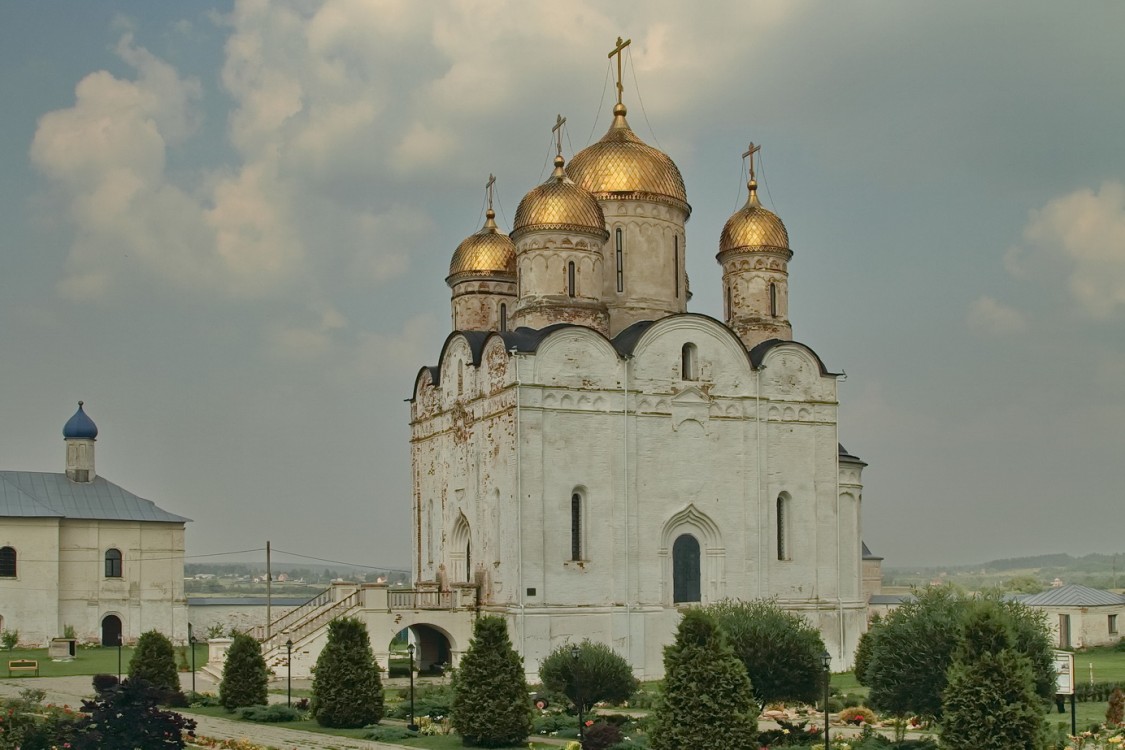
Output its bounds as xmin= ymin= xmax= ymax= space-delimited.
xmin=0 ymin=404 xmax=190 ymax=647
xmin=409 ymin=76 xmax=870 ymax=678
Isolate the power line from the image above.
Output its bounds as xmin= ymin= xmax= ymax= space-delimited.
xmin=270 ymin=547 xmax=409 ymax=574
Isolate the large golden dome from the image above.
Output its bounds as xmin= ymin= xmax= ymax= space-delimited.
xmin=447 ymin=209 xmax=516 ymax=282
xmin=718 ymin=180 xmax=790 ymax=255
xmin=513 ymin=156 xmax=607 ymax=237
xmin=566 ymin=104 xmax=690 ymax=216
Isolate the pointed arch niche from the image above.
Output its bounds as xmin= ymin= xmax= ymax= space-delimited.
xmin=450 ymin=513 xmax=472 ymax=583
xmin=660 ymin=504 xmax=725 ymax=605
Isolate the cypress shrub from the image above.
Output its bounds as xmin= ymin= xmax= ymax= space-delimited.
xmin=219 ymin=632 xmax=268 ymax=710
xmin=311 ymin=617 xmax=385 ymax=728
xmin=128 ymin=630 xmax=180 ymax=694
xmin=940 ymin=602 xmax=1048 ymax=750
xmin=451 ymin=615 xmax=533 ymax=747
xmin=649 ymin=609 xmax=759 ymax=750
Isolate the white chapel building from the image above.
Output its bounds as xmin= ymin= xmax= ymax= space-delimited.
xmin=0 ymin=403 xmax=190 ymax=647
xmin=409 ymin=62 xmax=871 ymax=677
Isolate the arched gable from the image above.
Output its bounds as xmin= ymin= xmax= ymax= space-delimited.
xmin=531 ymin=327 xmax=620 ymax=388
xmin=629 ymin=314 xmax=756 ymax=396
xmin=756 ymin=342 xmax=838 ymax=402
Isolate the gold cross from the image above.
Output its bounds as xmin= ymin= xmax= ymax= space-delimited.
xmin=608 ymin=36 xmax=632 ymax=105
xmin=552 ymin=114 xmax=567 ymax=157
xmin=743 ymin=142 xmax=762 ymax=181
xmin=485 ymin=173 xmax=496 ymax=211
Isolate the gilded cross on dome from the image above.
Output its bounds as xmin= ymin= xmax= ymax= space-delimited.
xmin=486 ymin=173 xmax=496 ymax=211
xmin=608 ymin=37 xmax=632 ymax=105
xmin=743 ymin=142 xmax=762 ymax=182
xmin=552 ymin=114 xmax=567 ymax=157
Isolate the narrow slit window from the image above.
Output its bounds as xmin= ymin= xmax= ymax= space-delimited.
xmin=568 ymin=261 xmax=576 ymax=298
xmin=674 ymin=236 xmax=680 ymax=298
xmin=681 ymin=343 xmax=698 ymax=380
xmin=499 ymin=303 xmax=508 ymax=332
xmin=725 ymin=285 xmax=732 ymax=321
xmin=571 ymin=492 xmax=582 ymax=561
xmin=769 ymin=282 xmax=778 ymax=318
xmin=615 ymin=228 xmax=624 ymax=293
xmin=776 ymin=495 xmax=789 ymax=561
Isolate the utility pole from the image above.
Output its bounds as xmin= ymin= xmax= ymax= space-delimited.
xmin=266 ymin=540 xmax=272 ymax=640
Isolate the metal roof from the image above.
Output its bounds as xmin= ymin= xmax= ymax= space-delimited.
xmin=0 ymin=471 xmax=190 ymax=524
xmin=1019 ymin=584 xmax=1125 ymax=608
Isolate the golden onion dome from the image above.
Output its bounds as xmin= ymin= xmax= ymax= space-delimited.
xmin=446 ymin=209 xmax=517 ymax=283
xmin=718 ymin=180 xmax=790 ymax=256
xmin=566 ymin=103 xmax=690 ymax=216
xmin=513 ymin=155 xmax=607 ymax=238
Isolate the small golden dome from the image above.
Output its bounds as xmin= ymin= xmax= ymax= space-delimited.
xmin=718 ymin=180 xmax=790 ymax=255
xmin=447 ymin=209 xmax=517 ymax=282
xmin=567 ymin=104 xmax=690 ymax=216
xmin=513 ymin=156 xmax=607 ymax=237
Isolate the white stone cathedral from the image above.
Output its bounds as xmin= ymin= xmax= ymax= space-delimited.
xmin=409 ymin=55 xmax=868 ymax=677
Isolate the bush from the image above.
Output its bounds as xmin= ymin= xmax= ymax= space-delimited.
xmin=186 ymin=690 xmax=221 ymax=707
xmin=386 ymin=682 xmax=453 ymax=720
xmin=839 ymin=706 xmax=877 ymax=725
xmin=219 ymin=633 xmax=268 ymax=710
xmin=70 ymin=678 xmax=197 ymax=749
xmin=649 ymin=609 xmax=758 ymax=750
xmin=2 ymin=629 xmax=19 ymax=651
xmin=533 ymin=712 xmax=580 ymax=737
xmin=757 ymin=717 xmax=821 ymax=747
xmin=1108 ymin=686 xmax=1125 ymax=725
xmin=365 ymin=726 xmax=419 ymax=741
xmin=237 ymin=704 xmax=304 ymax=722
xmin=854 ymin=614 xmax=881 ymax=686
xmin=310 ymin=617 xmax=384 ymax=728
xmin=92 ymin=673 xmax=119 ymax=694
xmin=0 ymin=688 xmax=83 ymax=750
xmin=582 ymin=721 xmax=622 ymax=750
xmin=451 ymin=615 xmax=533 ymax=747
xmin=540 ymin=640 xmax=639 ymax=714
xmin=129 ymin=630 xmax=181 ymax=693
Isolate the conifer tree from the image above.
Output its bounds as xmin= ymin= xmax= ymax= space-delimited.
xmin=451 ymin=615 xmax=532 ymax=747
xmin=311 ymin=617 xmax=384 ymax=728
xmin=219 ymin=632 xmax=268 ymax=710
xmin=128 ymin=629 xmax=180 ymax=694
xmin=941 ymin=602 xmax=1048 ymax=750
xmin=649 ymin=609 xmax=758 ymax=750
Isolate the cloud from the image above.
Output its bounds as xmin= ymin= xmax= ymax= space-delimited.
xmin=1007 ymin=181 xmax=1125 ymax=319
xmin=966 ymin=295 xmax=1027 ymax=335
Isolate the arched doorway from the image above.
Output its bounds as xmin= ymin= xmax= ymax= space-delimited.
xmin=406 ymin=624 xmax=453 ymax=676
xmin=672 ymin=534 xmax=701 ymax=604
xmin=101 ymin=614 xmax=122 ymax=646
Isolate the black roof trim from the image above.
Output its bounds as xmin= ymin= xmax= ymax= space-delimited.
xmin=838 ymin=442 xmax=867 ymax=466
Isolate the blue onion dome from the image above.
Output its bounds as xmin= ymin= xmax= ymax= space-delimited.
xmin=63 ymin=401 xmax=98 ymax=439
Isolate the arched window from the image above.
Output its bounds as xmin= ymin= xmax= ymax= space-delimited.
xmin=0 ymin=547 xmax=16 ymax=577
xmin=776 ymin=494 xmax=791 ymax=561
xmin=105 ymin=548 xmax=123 ymax=578
xmin=615 ymin=228 xmax=624 ymax=293
xmin=567 ymin=261 xmax=576 ymax=298
xmin=571 ymin=491 xmax=583 ymax=561
xmin=499 ymin=303 xmax=508 ymax=332
xmin=769 ymin=282 xmax=778 ymax=318
xmin=673 ymin=236 xmax=680 ymax=298
xmin=681 ymin=343 xmax=698 ymax=381
xmin=672 ymin=534 xmax=701 ymax=603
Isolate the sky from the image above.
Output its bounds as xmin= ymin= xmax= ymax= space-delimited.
xmin=1 ymin=1 xmax=1123 ymax=571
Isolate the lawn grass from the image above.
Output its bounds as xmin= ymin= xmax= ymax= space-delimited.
xmin=2 ymin=643 xmax=208 ymax=678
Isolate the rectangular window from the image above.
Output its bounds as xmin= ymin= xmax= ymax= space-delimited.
xmin=674 ymin=236 xmax=680 ymax=298
xmin=1111 ymin=615 xmax=1119 ymax=635
xmin=615 ymin=229 xmax=624 ymax=293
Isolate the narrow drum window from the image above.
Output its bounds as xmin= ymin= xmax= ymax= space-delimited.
xmin=769 ymin=282 xmax=778 ymax=318
xmin=776 ymin=495 xmax=789 ymax=561
xmin=681 ymin=343 xmax=698 ymax=380
xmin=499 ymin=303 xmax=508 ymax=332
xmin=725 ymin=285 xmax=732 ymax=321
xmin=674 ymin=236 xmax=680 ymax=298
xmin=105 ymin=548 xmax=123 ymax=578
xmin=571 ymin=492 xmax=582 ymax=560
xmin=615 ymin=228 xmax=624 ymax=293
xmin=0 ymin=546 xmax=16 ymax=577
xmin=568 ymin=261 xmax=576 ymax=298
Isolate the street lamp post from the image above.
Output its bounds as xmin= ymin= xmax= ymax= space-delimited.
xmin=285 ymin=638 xmax=293 ymax=707
xmin=571 ymin=645 xmax=584 ymax=742
xmin=821 ymin=650 xmax=832 ymax=750
xmin=188 ymin=623 xmax=196 ymax=696
xmin=407 ymin=642 xmax=418 ymax=731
